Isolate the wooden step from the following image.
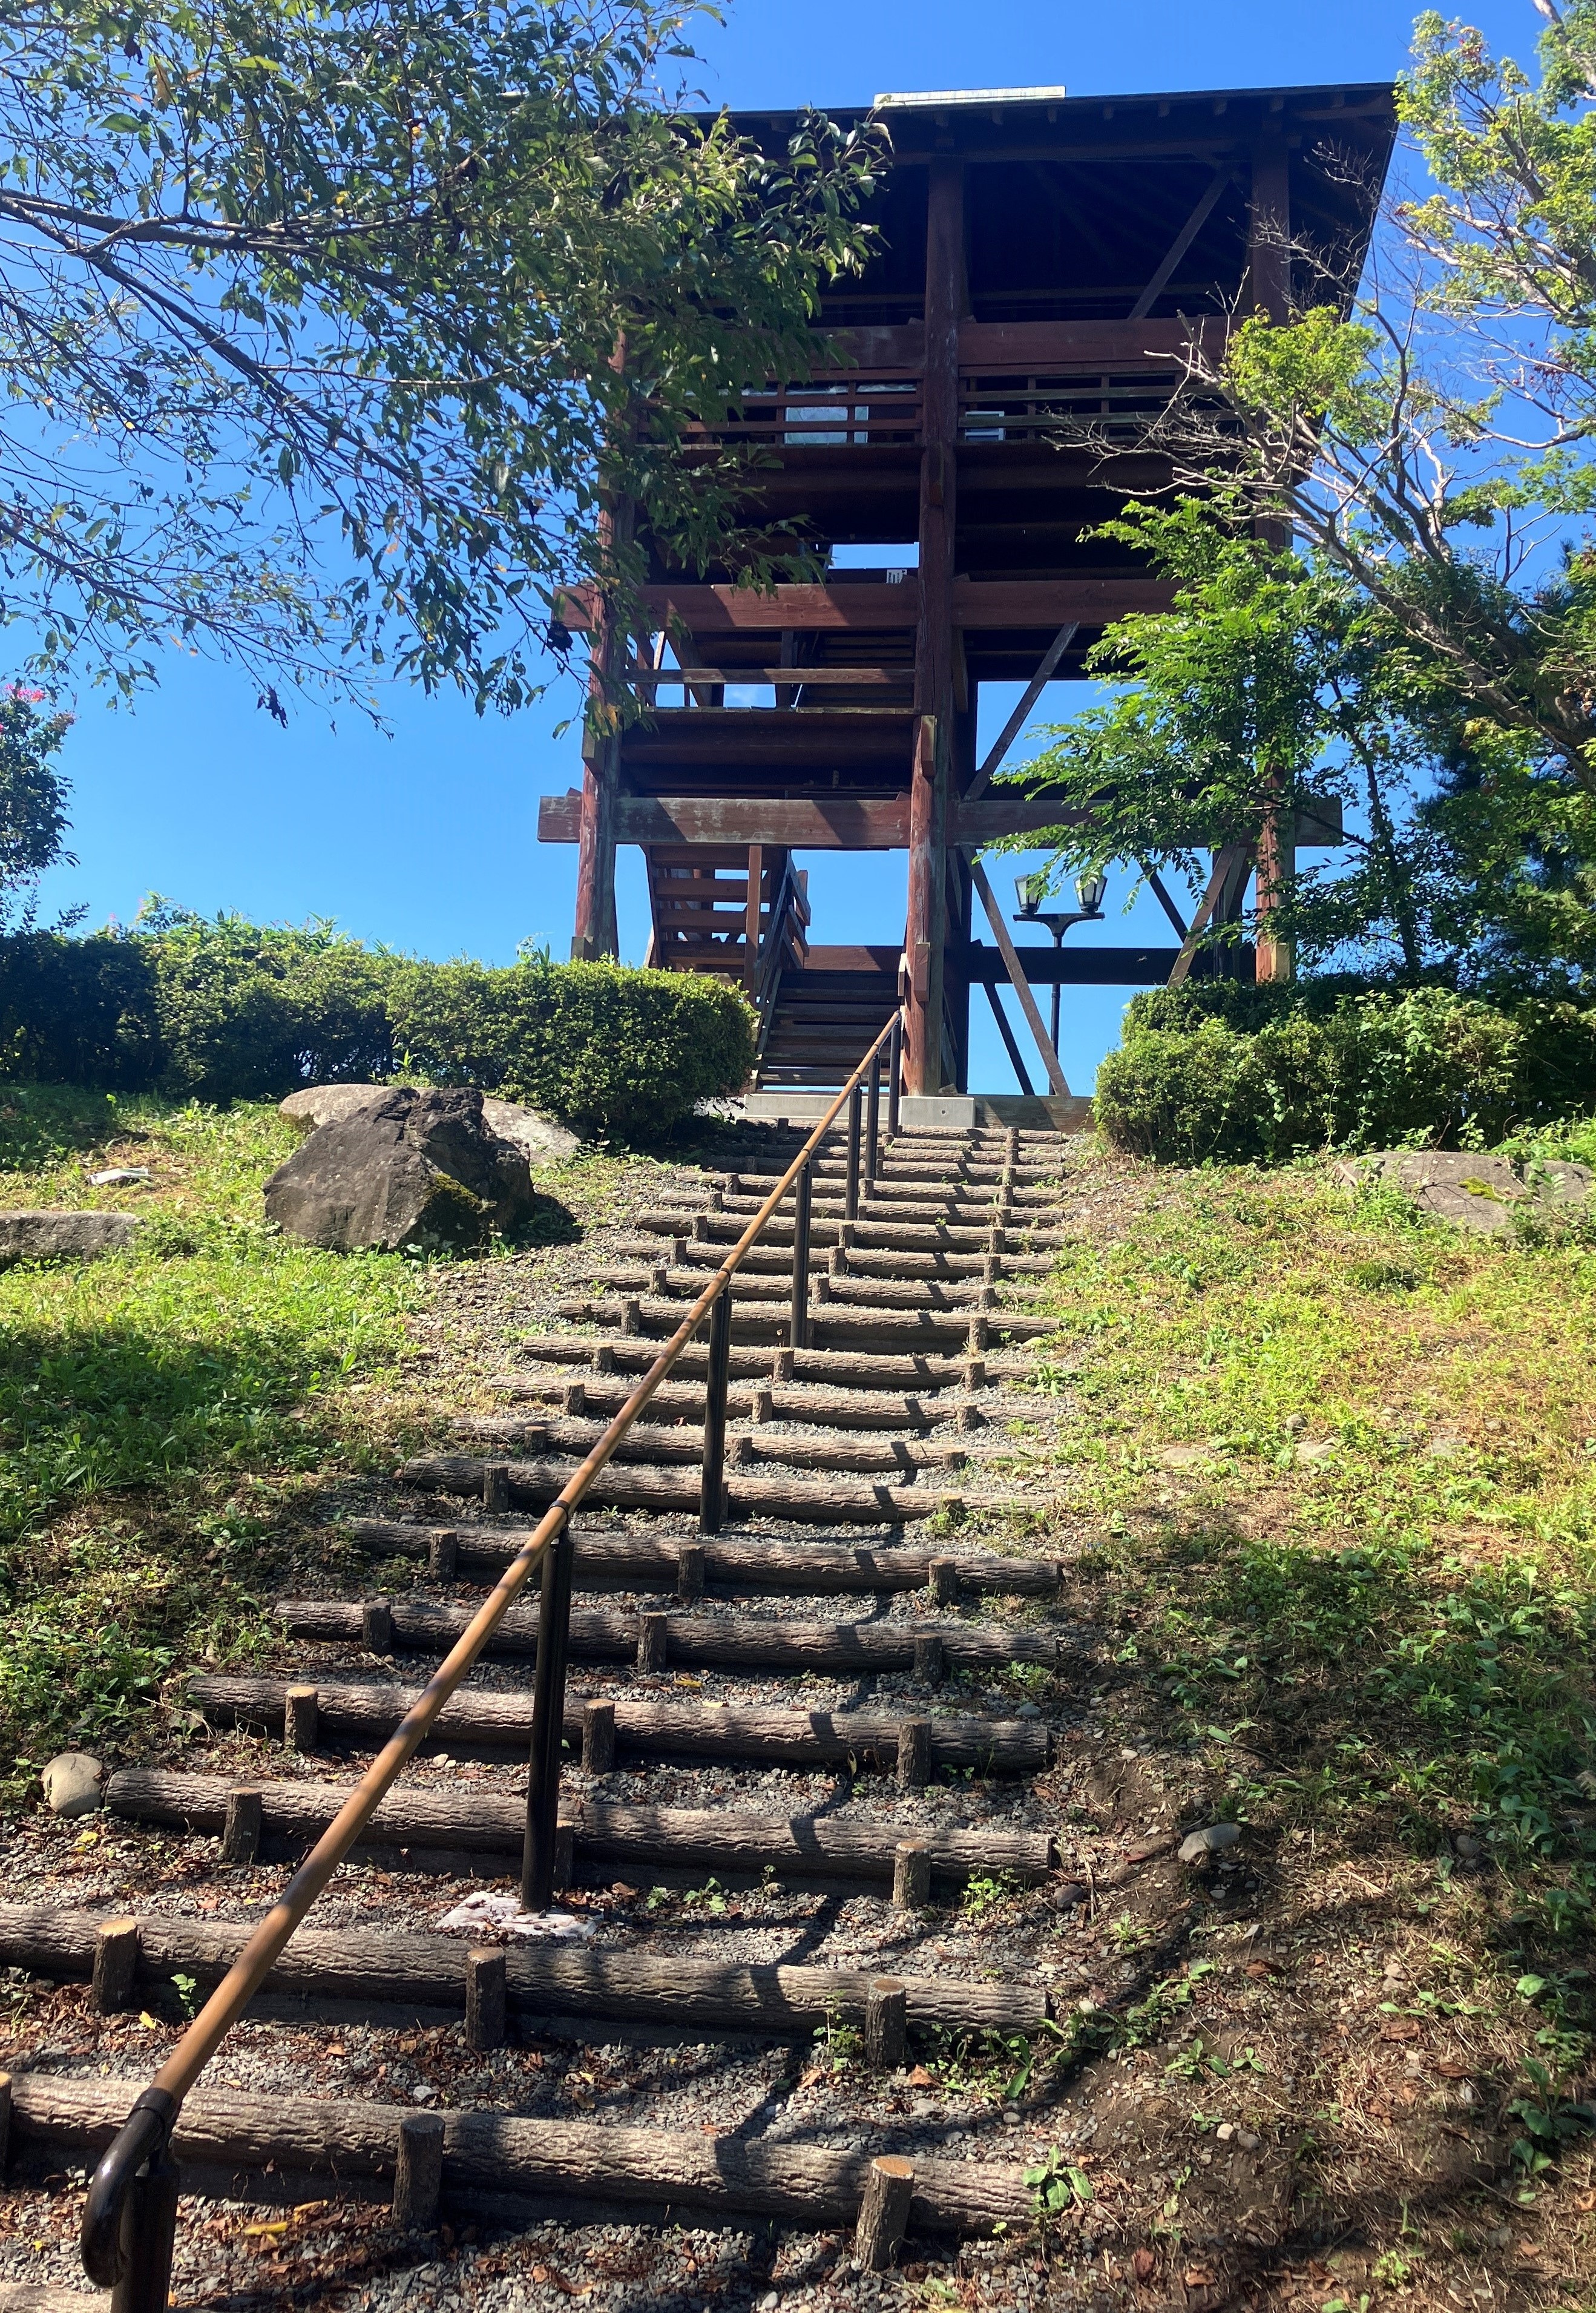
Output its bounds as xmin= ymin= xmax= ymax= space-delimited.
xmin=398 ymin=1453 xmax=1013 ymax=1524
xmin=556 ymin=1294 xmax=1056 ymax=1347
xmin=191 ymin=1677 xmax=1050 ymax=1772
xmin=0 ymin=1906 xmax=1051 ymax=2035
xmin=585 ymin=1267 xmax=1043 ymax=1315
xmin=451 ymin=1415 xmax=976 ymax=1475
xmin=635 ymin=1210 xmax=1068 ymax=1253
xmin=504 ymin=1335 xmax=1035 ymax=1386
xmin=7 ymin=2073 xmax=1028 ymax=2235
xmin=276 ymin=1597 xmax=1060 ymax=1670
xmin=350 ymin=1520 xmax=1062 ymax=1596
xmin=105 ymin=1771 xmax=1056 ymax=1886
xmin=612 ymin=1237 xmax=1054 ymax=1279
xmin=485 ymin=1374 xmax=948 ymax=1431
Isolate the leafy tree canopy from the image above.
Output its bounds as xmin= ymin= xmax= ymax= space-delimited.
xmin=0 ymin=686 xmax=73 ymax=926
xmin=0 ymin=0 xmax=882 ymax=711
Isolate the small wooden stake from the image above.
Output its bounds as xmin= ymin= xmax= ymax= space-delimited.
xmin=362 ymin=1597 xmax=394 ymax=1656
xmin=554 ymin=1817 xmax=574 ymax=1891
xmin=865 ymin=1976 xmax=907 ymax=2069
xmin=855 ymin=2154 xmax=915 ymax=2271
xmin=637 ymin=1611 xmax=669 ymax=1671
xmin=896 ymin=1718 xmax=931 ymax=1789
xmin=393 ymin=2109 xmax=444 ymax=2228
xmin=427 ymin=1530 xmax=458 ymax=1580
xmin=285 ymin=1684 xmax=320 ymax=1752
xmin=220 ymin=1787 xmax=263 ymax=1866
xmin=563 ymin=1380 xmax=587 ymax=1416
xmin=913 ymin=1634 xmax=945 ymax=1687
xmin=892 ymin=1841 xmax=931 ymax=1910
xmin=482 ymin=1462 xmax=511 ymax=1515
xmin=676 ymin=1542 xmax=705 ymax=1602
xmin=928 ymin=1558 xmax=959 ymax=1607
xmin=465 ymin=1947 xmax=506 ymax=2052
xmin=0 ymin=2071 xmax=10 ymax=2171
xmin=621 ymin=1298 xmax=642 ymax=1337
xmin=581 ymin=1699 xmax=616 ymax=1775
xmin=91 ymin=1917 xmax=140 ymax=2014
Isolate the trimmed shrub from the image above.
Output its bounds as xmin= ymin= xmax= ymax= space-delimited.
xmin=1096 ymin=986 xmax=1596 ymax=1163
xmin=0 ymin=931 xmax=162 ymax=1089
xmin=148 ymin=914 xmax=396 ymax=1102
xmin=390 ymin=955 xmax=755 ymax=1135
xmin=0 ymin=914 xmax=755 ymax=1139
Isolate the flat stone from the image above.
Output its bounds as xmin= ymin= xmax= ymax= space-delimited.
xmin=41 ymin=1750 xmax=104 ymax=1816
xmin=280 ymin=1084 xmax=579 ymax=1168
xmin=0 ymin=1211 xmax=142 ymax=1269
xmin=1179 ymin=1823 xmax=1242 ymax=1864
xmin=264 ymin=1086 xmax=534 ymax=1254
xmin=1341 ymin=1149 xmax=1594 ymax=1234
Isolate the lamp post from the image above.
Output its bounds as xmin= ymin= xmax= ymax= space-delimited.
xmin=1014 ymin=870 xmax=1108 ymax=1052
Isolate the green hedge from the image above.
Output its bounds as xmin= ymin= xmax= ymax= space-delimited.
xmin=1095 ymin=985 xmax=1596 ymax=1165
xmin=0 ymin=916 xmax=755 ymax=1137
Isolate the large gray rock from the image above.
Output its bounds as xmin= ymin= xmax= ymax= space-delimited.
xmin=280 ymin=1084 xmax=578 ymax=1168
xmin=1337 ymin=1150 xmax=1592 ymax=1234
xmin=263 ymin=1087 xmax=534 ymax=1253
xmin=0 ymin=1209 xmax=142 ymax=1268
xmin=41 ymin=1750 xmax=104 ymax=1817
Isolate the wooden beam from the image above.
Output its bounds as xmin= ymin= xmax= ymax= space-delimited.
xmin=1128 ymin=163 xmax=1236 ymax=320
xmin=904 ymin=714 xmax=944 ymax=1097
xmin=1138 ymin=861 xmax=1190 ymax=939
xmin=627 ymin=667 xmax=907 ymax=688
xmin=563 ymin=580 xmax=1175 ymax=637
xmin=980 ymin=981 xmax=1034 ymax=1096
xmin=1167 ymin=842 xmax=1253 ymax=987
xmin=964 ymin=623 xmax=1079 ymax=802
xmin=539 ymin=793 xmax=1091 ymax=851
xmin=962 ymin=944 xmax=1184 ymax=985
xmin=966 ymin=857 xmax=1070 ymax=1096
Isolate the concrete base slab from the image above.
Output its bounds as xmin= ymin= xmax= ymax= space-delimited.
xmin=742 ymin=1090 xmax=1094 ymax=1132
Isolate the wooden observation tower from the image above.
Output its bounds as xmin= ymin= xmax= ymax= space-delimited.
xmin=539 ymin=79 xmax=1395 ymax=1115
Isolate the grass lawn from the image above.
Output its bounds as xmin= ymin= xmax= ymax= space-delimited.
xmin=0 ymin=1084 xmax=645 ymax=1798
xmin=997 ymin=1140 xmax=1596 ymax=2271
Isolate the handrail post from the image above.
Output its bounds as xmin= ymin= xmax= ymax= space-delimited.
xmin=888 ymin=1012 xmax=903 ymax=1137
xmin=700 ymin=1283 xmax=732 ymax=1535
xmin=109 ymin=2146 xmax=180 ymax=2313
xmin=865 ymin=1045 xmax=881 ymax=1185
xmin=845 ymin=1082 xmax=862 ymax=1222
xmin=790 ymin=1158 xmax=812 ymax=1351
xmin=521 ymin=1522 xmax=574 ymax=1912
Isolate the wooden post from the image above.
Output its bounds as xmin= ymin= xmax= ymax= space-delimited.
xmin=637 ymin=1611 xmax=669 ymax=1671
xmin=362 ymin=1596 xmax=394 ymax=1656
xmin=428 ymin=1529 xmax=458 ymax=1581
xmin=393 ymin=2110 xmax=444 ymax=2229
xmin=580 ymin=1698 xmax=616 ymax=1774
xmin=1249 ymin=130 xmax=1295 ymax=985
xmin=928 ymin=1557 xmax=959 ymax=1607
xmin=913 ymin=1634 xmax=945 ymax=1686
xmin=482 ymin=1462 xmax=511 ymax=1516
xmin=896 ymin=1717 xmax=931 ymax=1789
xmin=700 ymin=1286 xmax=732 ymax=1535
xmin=904 ymin=156 xmax=964 ymax=1095
xmin=790 ymin=1162 xmax=812 ymax=1350
xmin=284 ymin=1685 xmax=319 ymax=1754
xmin=220 ymin=1788 xmax=263 ymax=1866
xmin=572 ymin=435 xmax=634 ymax=962
xmin=855 ymin=2155 xmax=915 ymax=2272
xmin=743 ymin=843 xmax=763 ymax=991
xmin=91 ymin=1918 xmax=140 ymax=2015
xmin=521 ymin=1528 xmax=573 ymax=1914
xmin=893 ymin=1841 xmax=932 ymax=1911
xmin=676 ymin=1541 xmax=705 ymax=1603
xmin=865 ymin=1977 xmax=908 ymax=2069
xmin=465 ymin=1947 xmax=507 ymax=2052
xmin=0 ymin=2071 xmax=10 ymax=2172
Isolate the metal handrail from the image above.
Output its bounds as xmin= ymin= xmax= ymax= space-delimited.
xmin=83 ymin=1004 xmax=907 ymax=2300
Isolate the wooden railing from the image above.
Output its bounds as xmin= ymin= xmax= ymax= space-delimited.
xmin=754 ymin=855 xmax=810 ymax=1061
xmin=80 ymin=1010 xmax=907 ymax=2313
xmin=686 ymin=372 xmax=922 ymax=447
xmin=959 ymin=363 xmax=1199 ymax=443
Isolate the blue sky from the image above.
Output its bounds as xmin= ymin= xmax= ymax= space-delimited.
xmin=30 ymin=0 xmax=1549 ymax=1093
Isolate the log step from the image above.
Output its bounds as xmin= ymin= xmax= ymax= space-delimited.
xmin=612 ymin=1237 xmax=1056 ymax=1279
xmin=556 ymin=1295 xmax=1056 ymax=1346
xmin=105 ymin=1771 xmax=1056 ymax=1885
xmin=191 ymin=1676 xmax=1050 ymax=1771
xmin=507 ymin=1335 xmax=1033 ymax=1385
xmin=634 ymin=1210 xmax=1067 ymax=1253
xmin=485 ymin=1374 xmax=949 ymax=1430
xmin=350 ymin=1519 xmax=1062 ymax=1595
xmin=584 ymin=1268 xmax=1045 ymax=1315
xmin=398 ymin=1453 xmax=1017 ymax=1524
xmin=0 ymin=1906 xmax=1050 ymax=2035
xmin=275 ymin=1596 xmax=1060 ymax=1669
xmin=6 ymin=2075 xmax=1028 ymax=2235
xmin=450 ymin=1415 xmax=978 ymax=1475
